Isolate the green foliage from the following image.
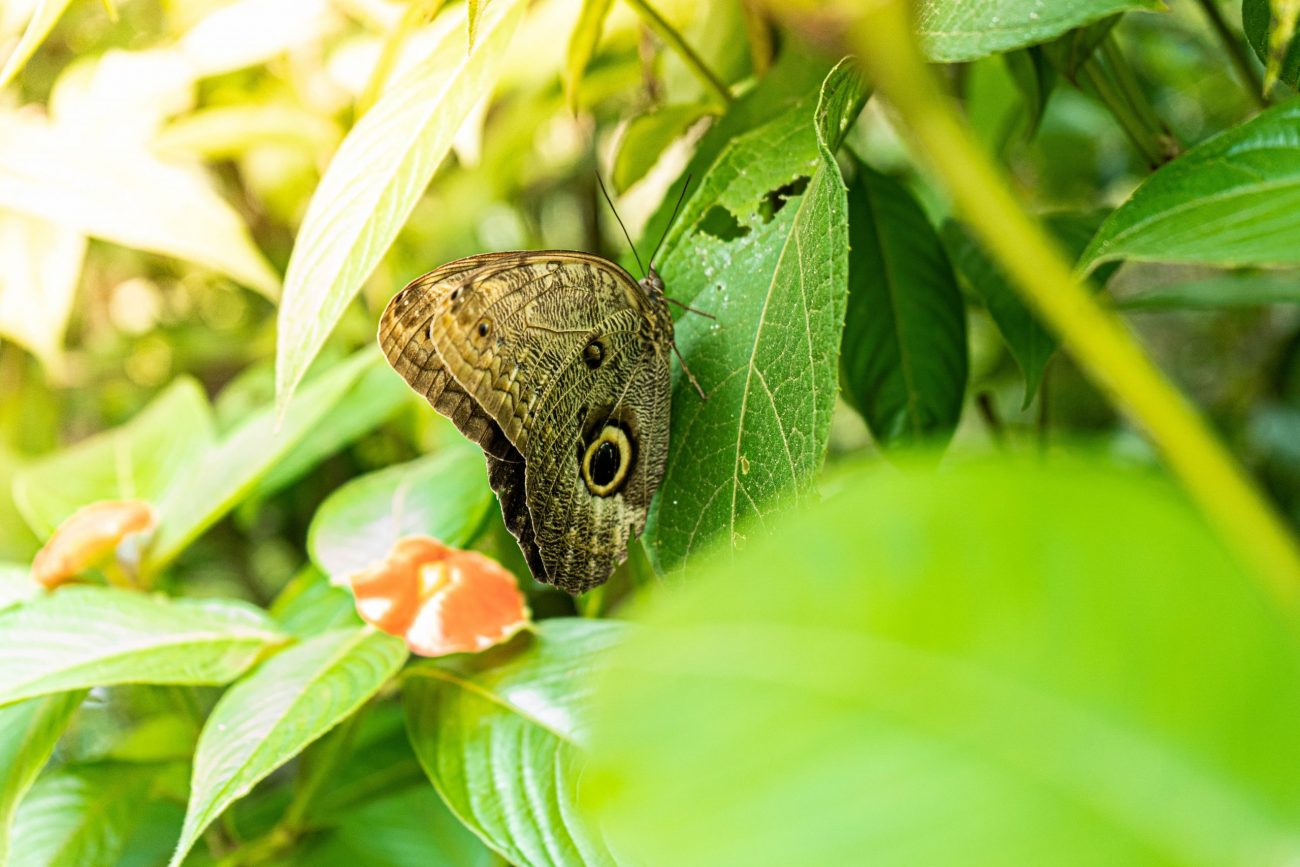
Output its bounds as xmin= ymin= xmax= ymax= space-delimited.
xmin=1243 ymin=0 xmax=1300 ymax=89
xmin=0 ymin=691 xmax=85 ymax=863
xmin=917 ymin=0 xmax=1162 ymax=62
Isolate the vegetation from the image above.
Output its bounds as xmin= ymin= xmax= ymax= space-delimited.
xmin=3 ymin=0 xmax=1300 ymax=864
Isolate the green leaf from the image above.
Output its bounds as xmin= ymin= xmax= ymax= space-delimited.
xmin=0 ymin=211 xmax=86 ymax=369
xmin=0 ymin=449 xmax=39 ymax=562
xmin=644 ymin=59 xmax=865 ymax=573
xmin=1244 ymin=0 xmax=1300 ymax=89
xmin=308 ymin=444 xmax=494 ymax=583
xmin=404 ymin=620 xmax=626 ymax=866
xmin=13 ymin=378 xmax=215 ymax=537
xmin=270 ymin=567 xmax=360 ymax=638
xmin=917 ymin=0 xmax=1162 ymax=63
xmin=0 ymin=691 xmax=86 ymax=864
xmin=0 ymin=113 xmax=278 ymax=297
xmin=1081 ymin=101 xmax=1300 ymax=271
xmin=0 ymin=562 xmax=38 ymax=613
xmin=274 ymin=0 xmax=525 ymax=415
xmin=0 ymin=0 xmax=74 ymax=88
xmin=585 ymin=457 xmax=1300 ymax=865
xmin=148 ymin=350 xmax=380 ymax=571
xmin=840 ymin=164 xmax=967 ymax=450
xmin=0 ymin=586 xmax=284 ymax=706
xmin=9 ymin=763 xmax=176 ymax=867
xmin=1003 ymin=47 xmax=1055 ymax=136
xmin=612 ymin=102 xmax=714 ymax=193
xmin=947 ymin=211 xmax=1113 ymax=405
xmin=1116 ymin=270 xmax=1300 ymax=309
xmin=170 ymin=628 xmax=407 ymax=867
xmin=293 ymin=786 xmax=496 ymax=867
xmin=565 ymin=0 xmax=614 ymax=113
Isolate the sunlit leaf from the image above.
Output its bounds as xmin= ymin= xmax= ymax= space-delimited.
xmin=274 ymin=0 xmax=525 ymax=416
xmin=612 ymin=102 xmax=713 ymax=193
xmin=0 ymin=587 xmax=284 ymax=706
xmin=0 ymin=563 xmax=37 ymax=613
xmin=644 ymin=59 xmax=865 ymax=572
xmin=1080 ymin=101 xmax=1300 ymax=271
xmin=169 ymin=627 xmax=407 ymax=867
xmin=0 ymin=691 xmax=86 ymax=865
xmin=565 ymin=0 xmax=614 ymax=113
xmin=0 ymin=0 xmax=74 ymax=88
xmin=13 ymin=378 xmax=214 ymax=538
xmin=841 ymin=164 xmax=967 ymax=449
xmin=177 ymin=0 xmax=341 ymax=78
xmin=308 ymin=444 xmax=494 ymax=584
xmin=917 ymin=0 xmax=1163 ymax=63
xmin=405 ymin=620 xmax=626 ymax=866
xmin=586 ymin=457 xmax=1300 ymax=865
xmin=0 ymin=113 xmax=278 ymax=297
xmin=154 ymin=103 xmax=340 ymax=161
xmin=0 ymin=211 xmax=85 ymax=370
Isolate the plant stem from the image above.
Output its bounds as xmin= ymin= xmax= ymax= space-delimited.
xmin=1099 ymin=35 xmax=1180 ymax=161
xmin=844 ymin=0 xmax=1300 ymax=615
xmin=975 ymin=393 xmax=1006 ymax=448
xmin=1194 ymin=0 xmax=1269 ymax=108
xmin=1078 ymin=58 xmax=1165 ymax=167
xmin=621 ymin=0 xmax=732 ymax=106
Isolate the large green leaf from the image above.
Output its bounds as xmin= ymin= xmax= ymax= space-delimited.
xmin=0 ymin=691 xmax=86 ymax=864
xmin=308 ymin=445 xmax=494 ymax=583
xmin=643 ymin=59 xmax=864 ymax=573
xmin=0 ymin=0 xmax=74 ymax=88
xmin=13 ymin=378 xmax=215 ymax=537
xmin=170 ymin=627 xmax=408 ymax=866
xmin=404 ymin=620 xmax=626 ymax=866
xmin=1080 ymin=101 xmax=1300 ymax=271
xmin=0 ymin=587 xmax=285 ymax=706
xmin=585 ymin=458 xmax=1300 ymax=865
xmin=916 ymin=0 xmax=1163 ymax=63
xmin=9 ymin=762 xmax=183 ymax=867
xmin=0 ymin=113 xmax=277 ymax=296
xmin=148 ymin=350 xmax=380 ymax=571
xmin=274 ymin=0 xmax=525 ymax=415
xmin=841 ymin=164 xmax=967 ymax=449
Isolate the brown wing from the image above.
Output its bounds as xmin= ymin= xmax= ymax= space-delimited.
xmin=377 ymin=251 xmax=672 ymax=593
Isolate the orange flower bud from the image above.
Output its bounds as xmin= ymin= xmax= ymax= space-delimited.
xmin=31 ymin=499 xmax=156 ymax=589
xmin=350 ymin=536 xmax=530 ymax=657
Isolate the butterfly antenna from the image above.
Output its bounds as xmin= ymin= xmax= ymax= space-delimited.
xmin=595 ymin=171 xmax=645 ymax=277
xmin=647 ymin=174 xmax=692 ymax=269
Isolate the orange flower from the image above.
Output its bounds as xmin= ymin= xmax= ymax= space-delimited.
xmin=350 ymin=536 xmax=531 ymax=657
xmin=31 ymin=499 xmax=157 ymax=589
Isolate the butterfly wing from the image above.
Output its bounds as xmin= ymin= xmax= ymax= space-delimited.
xmin=378 ymin=251 xmax=672 ymax=593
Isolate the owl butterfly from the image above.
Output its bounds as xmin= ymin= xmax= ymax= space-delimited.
xmin=378 ymin=184 xmax=702 ymax=594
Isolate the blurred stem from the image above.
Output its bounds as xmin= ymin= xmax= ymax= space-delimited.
xmin=740 ymin=0 xmax=774 ymax=74
xmin=844 ymin=1 xmax=1300 ymax=614
xmin=1194 ymin=0 xmax=1270 ymax=108
xmin=1037 ymin=360 xmax=1051 ymax=455
xmin=98 ymin=0 xmax=118 ymax=21
xmin=1099 ymin=36 xmax=1180 ymax=160
xmin=975 ymin=393 xmax=1006 ymax=448
xmin=621 ymin=0 xmax=732 ymax=105
xmin=1078 ymin=57 xmax=1165 ymax=167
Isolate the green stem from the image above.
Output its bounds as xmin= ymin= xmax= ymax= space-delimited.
xmin=621 ymin=0 xmax=731 ymax=105
xmin=1078 ymin=58 xmax=1165 ymax=167
xmin=1194 ymin=0 xmax=1269 ymax=108
xmin=845 ymin=1 xmax=1300 ymax=616
xmin=1099 ymin=35 xmax=1180 ymax=161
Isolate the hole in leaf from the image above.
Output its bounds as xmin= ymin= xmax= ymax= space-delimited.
xmin=758 ymin=176 xmax=811 ymax=223
xmin=699 ymin=206 xmax=751 ymax=241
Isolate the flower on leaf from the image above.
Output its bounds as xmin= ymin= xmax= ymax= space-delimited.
xmin=31 ymin=499 xmax=157 ymax=589
xmin=350 ymin=536 xmax=531 ymax=657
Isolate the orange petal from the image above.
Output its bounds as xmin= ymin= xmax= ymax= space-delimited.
xmin=31 ymin=500 xmax=156 ymax=589
xmin=350 ymin=537 xmax=453 ymax=635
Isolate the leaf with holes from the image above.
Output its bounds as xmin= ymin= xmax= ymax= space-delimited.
xmin=643 ymin=59 xmax=865 ymax=573
xmin=169 ymin=627 xmax=408 ymax=867
xmin=404 ymin=619 xmax=626 ymax=866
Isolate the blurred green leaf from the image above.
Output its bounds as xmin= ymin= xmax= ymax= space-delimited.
xmin=1116 ymin=270 xmax=1300 ymax=309
xmin=0 ymin=113 xmax=278 ymax=297
xmin=565 ymin=0 xmax=614 ymax=112
xmin=1243 ymin=0 xmax=1300 ymax=89
xmin=0 ymin=211 xmax=86 ymax=370
xmin=274 ymin=0 xmax=525 ymax=416
xmin=9 ymin=763 xmax=177 ymax=867
xmin=148 ymin=350 xmax=379 ymax=572
xmin=587 ymin=457 xmax=1300 ymax=865
xmin=841 ymin=164 xmax=967 ymax=450
xmin=1041 ymin=14 xmax=1120 ymax=79
xmin=0 ymin=563 xmax=38 ymax=613
xmin=0 ymin=0 xmax=74 ymax=88
xmin=270 ymin=567 xmax=360 ymax=638
xmin=917 ymin=0 xmax=1162 ymax=62
xmin=644 ymin=59 xmax=864 ymax=572
xmin=0 ymin=450 xmax=39 ymax=562
xmin=170 ymin=627 xmax=407 ymax=867
xmin=1081 ymin=101 xmax=1300 ymax=271
xmin=947 ymin=211 xmax=1112 ymax=405
xmin=308 ymin=444 xmax=494 ymax=583
xmin=0 ymin=586 xmax=285 ymax=706
xmin=404 ymin=620 xmax=626 ymax=866
xmin=154 ymin=104 xmax=340 ymax=161
xmin=0 ymin=691 xmax=86 ymax=865
xmin=1004 ymin=46 xmax=1055 ymax=136
xmin=13 ymin=378 xmax=215 ymax=538
xmin=612 ymin=102 xmax=713 ymax=193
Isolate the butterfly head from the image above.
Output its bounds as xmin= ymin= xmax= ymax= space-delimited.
xmin=639 ymin=265 xmax=666 ymax=301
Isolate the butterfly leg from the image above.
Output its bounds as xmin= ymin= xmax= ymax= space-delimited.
xmin=672 ymin=343 xmax=708 ymax=401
